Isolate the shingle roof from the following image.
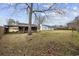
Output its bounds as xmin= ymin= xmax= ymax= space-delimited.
xmin=4 ymin=23 xmax=37 ymax=28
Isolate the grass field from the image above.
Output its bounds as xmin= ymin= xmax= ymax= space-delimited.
xmin=0 ymin=30 xmax=79 ymax=56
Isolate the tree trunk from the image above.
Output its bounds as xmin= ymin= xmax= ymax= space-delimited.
xmin=28 ymin=3 xmax=33 ymax=35
xmin=38 ymin=22 xmax=40 ymax=32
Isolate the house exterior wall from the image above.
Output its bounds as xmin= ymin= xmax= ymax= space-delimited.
xmin=9 ymin=27 xmax=19 ymax=32
xmin=40 ymin=25 xmax=54 ymax=30
xmin=4 ymin=25 xmax=37 ymax=33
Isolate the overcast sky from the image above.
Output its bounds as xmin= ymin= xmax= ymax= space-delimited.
xmin=0 ymin=3 xmax=79 ymax=26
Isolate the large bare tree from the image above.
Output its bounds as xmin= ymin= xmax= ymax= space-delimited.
xmin=26 ymin=3 xmax=56 ymax=35
xmin=73 ymin=16 xmax=79 ymax=32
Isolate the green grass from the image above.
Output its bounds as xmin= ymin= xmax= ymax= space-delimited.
xmin=0 ymin=30 xmax=79 ymax=56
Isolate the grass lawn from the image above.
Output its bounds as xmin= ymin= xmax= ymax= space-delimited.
xmin=0 ymin=30 xmax=79 ymax=56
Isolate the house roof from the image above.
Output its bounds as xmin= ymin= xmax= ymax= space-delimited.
xmin=4 ymin=23 xmax=37 ymax=28
xmin=42 ymin=25 xmax=56 ymax=28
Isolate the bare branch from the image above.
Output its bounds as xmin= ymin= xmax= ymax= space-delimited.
xmin=42 ymin=12 xmax=48 ymax=19
xmin=33 ymin=3 xmax=56 ymax=13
